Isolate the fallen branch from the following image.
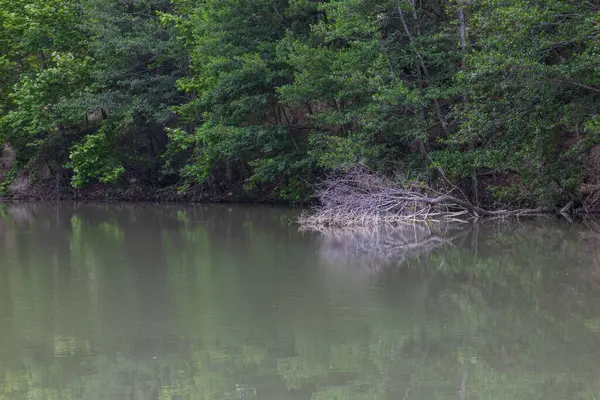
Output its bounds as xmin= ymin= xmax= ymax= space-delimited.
xmin=299 ymin=167 xmax=542 ymax=229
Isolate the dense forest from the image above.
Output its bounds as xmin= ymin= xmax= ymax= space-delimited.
xmin=0 ymin=0 xmax=598 ymax=208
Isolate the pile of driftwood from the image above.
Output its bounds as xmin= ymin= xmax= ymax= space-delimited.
xmin=299 ymin=168 xmax=541 ymax=229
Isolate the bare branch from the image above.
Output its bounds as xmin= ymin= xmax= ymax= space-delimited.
xmin=299 ymin=167 xmax=542 ymax=229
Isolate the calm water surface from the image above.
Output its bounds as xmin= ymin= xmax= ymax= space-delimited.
xmin=1 ymin=203 xmax=600 ymax=399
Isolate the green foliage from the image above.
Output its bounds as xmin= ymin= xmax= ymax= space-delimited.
xmin=68 ymin=121 xmax=125 ymax=187
xmin=429 ymin=150 xmax=502 ymax=180
xmin=447 ymin=0 xmax=599 ymax=207
xmin=308 ymin=131 xmax=382 ymax=171
xmin=0 ymin=0 xmax=597 ymax=205
xmin=0 ymin=0 xmax=89 ymax=169
xmin=159 ymin=0 xmax=323 ymax=201
xmin=0 ymin=166 xmax=18 ymax=196
xmin=0 ymin=0 xmax=184 ymax=188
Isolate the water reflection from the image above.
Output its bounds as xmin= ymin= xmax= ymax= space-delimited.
xmin=0 ymin=203 xmax=600 ymax=399
xmin=315 ymin=223 xmax=469 ymax=269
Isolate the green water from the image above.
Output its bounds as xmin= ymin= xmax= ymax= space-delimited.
xmin=1 ymin=203 xmax=600 ymax=399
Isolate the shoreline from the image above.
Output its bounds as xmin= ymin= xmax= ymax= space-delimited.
xmin=0 ymin=171 xmax=595 ymax=227
xmin=0 ymin=179 xmax=292 ymax=205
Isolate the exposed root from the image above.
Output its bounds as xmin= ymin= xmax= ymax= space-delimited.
xmin=299 ymin=167 xmax=542 ymax=229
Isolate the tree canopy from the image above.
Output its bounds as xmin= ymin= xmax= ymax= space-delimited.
xmin=0 ymin=0 xmax=598 ymax=207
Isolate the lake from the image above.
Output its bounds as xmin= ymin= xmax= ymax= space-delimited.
xmin=1 ymin=203 xmax=600 ymax=399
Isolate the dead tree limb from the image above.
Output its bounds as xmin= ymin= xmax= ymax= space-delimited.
xmin=299 ymin=167 xmax=542 ymax=229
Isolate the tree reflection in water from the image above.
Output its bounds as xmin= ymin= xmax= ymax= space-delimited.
xmin=0 ymin=204 xmax=600 ymax=399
